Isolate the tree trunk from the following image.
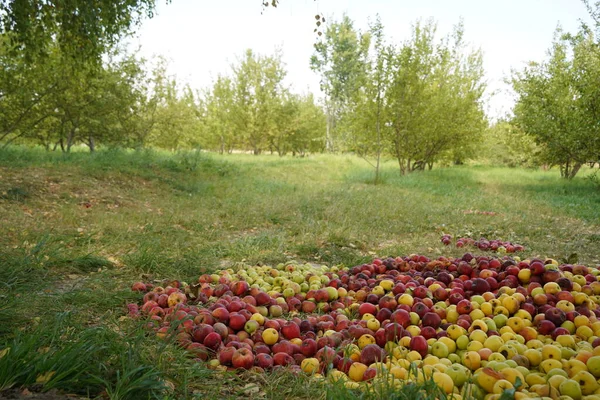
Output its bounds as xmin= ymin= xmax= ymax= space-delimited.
xmin=374 ymin=97 xmax=381 ymax=185
xmin=568 ymin=162 xmax=583 ymax=179
xmin=88 ymin=134 xmax=95 ymax=152
xmin=394 ymin=137 xmax=406 ymax=175
xmin=66 ymin=128 xmax=76 ymax=153
xmin=326 ymin=112 xmax=333 ymax=152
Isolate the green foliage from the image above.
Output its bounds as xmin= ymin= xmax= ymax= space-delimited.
xmin=0 ymin=42 xmax=151 ymax=151
xmin=231 ymin=49 xmax=288 ymax=154
xmin=1 ymin=148 xmax=600 ymax=395
xmin=311 ymin=15 xmax=371 ymax=152
xmin=511 ymin=26 xmax=600 ymax=179
xmin=480 ymin=121 xmax=540 ymax=167
xmin=386 ymin=20 xmax=487 ymax=173
xmin=318 ymin=17 xmax=487 ymax=173
xmin=343 ymin=15 xmax=390 ymax=183
xmin=0 ymin=0 xmax=159 ymax=61
xmin=201 ymin=50 xmax=326 ymax=155
xmin=145 ymin=57 xmax=202 ymax=150
xmin=587 ymin=170 xmax=600 ymax=190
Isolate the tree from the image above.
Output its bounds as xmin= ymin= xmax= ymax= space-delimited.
xmin=310 ymin=15 xmax=370 ymax=152
xmin=145 ymin=59 xmax=202 ymax=150
xmin=0 ymin=35 xmax=58 ymax=147
xmin=202 ymin=76 xmax=237 ymax=153
xmin=481 ymin=121 xmax=540 ymax=167
xmin=344 ymin=15 xmax=391 ymax=183
xmin=511 ymin=27 xmax=600 ymax=179
xmin=0 ymin=40 xmax=148 ymax=151
xmin=0 ymin=0 xmax=160 ymax=62
xmin=277 ymin=92 xmax=326 ymax=156
xmin=385 ymin=20 xmax=487 ymax=174
xmin=231 ymin=49 xmax=287 ymax=155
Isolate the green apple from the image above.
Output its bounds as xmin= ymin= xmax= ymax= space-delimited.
xmin=431 ymin=342 xmax=449 ymax=359
xmin=493 ymin=314 xmax=508 ymax=328
xmin=325 ymin=287 xmax=338 ymax=300
xmin=491 ymin=362 xmax=509 ymax=372
xmin=483 ymin=318 xmax=497 ymax=332
xmin=571 ymin=371 xmax=600 ymax=395
xmin=456 ymin=335 xmax=469 ymax=350
xmin=586 ymin=355 xmax=600 ymax=378
xmin=445 ymin=363 xmax=468 ymax=387
xmin=559 ymin=379 xmax=582 ymax=400
xmin=409 ymin=312 xmax=420 ymax=326
xmin=448 ymin=353 xmax=462 ymax=364
xmin=561 ymin=347 xmax=577 ymax=360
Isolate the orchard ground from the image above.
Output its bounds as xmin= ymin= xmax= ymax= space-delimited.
xmin=1 ymin=146 xmax=599 ymax=399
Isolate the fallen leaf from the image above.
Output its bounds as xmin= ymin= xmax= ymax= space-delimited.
xmin=35 ymin=370 xmax=56 ymax=384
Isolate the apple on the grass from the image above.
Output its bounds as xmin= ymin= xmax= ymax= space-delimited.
xmin=256 ymin=353 xmax=274 ymax=369
xmin=273 ymin=352 xmax=295 ymax=366
xmin=231 ymin=348 xmax=255 ymax=369
xmin=203 ymin=332 xmax=222 ymax=350
xmin=218 ymin=346 xmax=236 ymax=366
xmin=132 ymin=251 xmax=600 ymax=391
xmin=281 ymin=321 xmax=301 ymax=340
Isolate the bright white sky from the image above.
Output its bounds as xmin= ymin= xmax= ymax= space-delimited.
xmin=133 ymin=0 xmax=593 ymax=119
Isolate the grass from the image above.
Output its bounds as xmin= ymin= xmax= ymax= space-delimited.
xmin=0 ymin=145 xmax=599 ymax=398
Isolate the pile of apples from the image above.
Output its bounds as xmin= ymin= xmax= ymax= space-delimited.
xmin=130 ymin=255 xmax=600 ymax=400
xmin=441 ymin=235 xmax=525 ymax=253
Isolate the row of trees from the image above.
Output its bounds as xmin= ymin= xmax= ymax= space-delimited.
xmin=202 ymin=50 xmax=325 ymax=155
xmin=1 ymin=0 xmax=599 ymax=179
xmin=0 ymin=42 xmax=326 ymax=155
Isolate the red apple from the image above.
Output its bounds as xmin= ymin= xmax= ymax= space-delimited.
xmin=232 ymin=348 xmax=255 ymax=369
xmin=203 ymin=332 xmax=222 ymax=350
xmin=358 ymin=303 xmax=378 ymax=317
xmin=231 ymin=281 xmax=250 ymax=296
xmin=281 ymin=321 xmax=301 ymax=340
xmin=228 ymin=312 xmax=247 ymax=331
xmin=272 ymin=340 xmax=295 ymax=355
xmin=218 ymin=346 xmax=236 ymax=365
xmin=256 ymin=353 xmax=274 ymax=369
xmin=390 ymin=309 xmax=411 ymax=328
xmin=410 ymin=335 xmax=428 ymax=358
xmin=360 ymin=344 xmax=386 ymax=365
xmin=273 ymin=352 xmax=295 ymax=366
xmin=301 ymin=338 xmax=318 ymax=357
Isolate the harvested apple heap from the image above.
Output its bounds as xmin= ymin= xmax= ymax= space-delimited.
xmin=441 ymin=234 xmax=525 ymax=253
xmin=130 ymin=254 xmax=600 ymax=400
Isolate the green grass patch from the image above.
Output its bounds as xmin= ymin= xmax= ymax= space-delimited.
xmin=0 ymin=146 xmax=599 ymax=397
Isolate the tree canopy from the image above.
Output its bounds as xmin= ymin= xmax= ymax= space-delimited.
xmin=511 ymin=27 xmax=600 ymax=179
xmin=0 ymin=0 xmax=162 ymax=61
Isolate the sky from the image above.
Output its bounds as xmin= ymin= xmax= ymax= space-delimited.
xmin=133 ymin=0 xmax=594 ymax=119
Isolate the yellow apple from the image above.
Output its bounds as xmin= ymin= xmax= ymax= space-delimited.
xmin=348 ymin=362 xmax=368 ymax=382
xmin=301 ymin=358 xmax=320 ymax=374
xmin=571 ymin=371 xmax=600 ymax=395
xmin=476 ymin=367 xmax=504 ymax=392
xmin=462 ymin=351 xmax=481 ymax=370
xmin=542 ymin=344 xmax=562 ymax=361
xmin=262 ymin=328 xmax=279 ymax=345
xmin=358 ymin=334 xmax=376 ymax=349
